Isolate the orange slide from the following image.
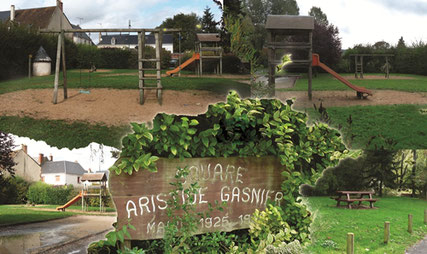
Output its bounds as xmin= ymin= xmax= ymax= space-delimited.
xmin=166 ymin=53 xmax=200 ymax=76
xmin=56 ymin=191 xmax=84 ymax=211
xmin=312 ymin=54 xmax=372 ymax=98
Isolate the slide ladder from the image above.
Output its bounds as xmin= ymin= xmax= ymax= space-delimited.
xmin=166 ymin=53 xmax=200 ymax=76
xmin=312 ymin=54 xmax=372 ymax=98
xmin=56 ymin=191 xmax=85 ymax=211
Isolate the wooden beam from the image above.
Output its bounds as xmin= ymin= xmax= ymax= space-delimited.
xmin=53 ymin=33 xmax=62 ymax=104
xmin=61 ymin=30 xmax=68 ymax=99
xmin=40 ymin=28 xmax=181 ymax=33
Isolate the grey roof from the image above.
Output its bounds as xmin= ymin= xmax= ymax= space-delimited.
xmin=98 ymin=34 xmax=173 ymax=46
xmin=266 ymin=15 xmax=314 ymax=30
xmin=34 ymin=46 xmax=51 ymax=62
xmin=42 ymin=161 xmax=86 ymax=175
xmin=0 ymin=11 xmax=10 ymax=23
xmin=71 ymin=24 xmax=93 ymax=43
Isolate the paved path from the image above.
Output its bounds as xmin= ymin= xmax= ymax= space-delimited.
xmin=406 ymin=235 xmax=427 ymax=254
xmin=0 ymin=215 xmax=115 ymax=254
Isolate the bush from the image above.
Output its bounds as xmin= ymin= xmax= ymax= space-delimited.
xmin=299 ymin=184 xmax=315 ymax=197
xmin=0 ymin=176 xmax=30 ymax=204
xmin=27 ymin=182 xmax=74 ymax=205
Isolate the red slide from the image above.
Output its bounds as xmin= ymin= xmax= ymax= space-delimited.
xmin=312 ymin=54 xmax=372 ymax=98
xmin=56 ymin=191 xmax=84 ymax=211
xmin=166 ymin=53 xmax=200 ymax=76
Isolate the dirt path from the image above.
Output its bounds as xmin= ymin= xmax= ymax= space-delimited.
xmin=0 ymin=89 xmax=425 ymax=126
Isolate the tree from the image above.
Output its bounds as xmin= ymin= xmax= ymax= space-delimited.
xmin=312 ymin=21 xmax=342 ymax=68
xmin=397 ymin=36 xmax=406 ymax=49
xmin=158 ymin=13 xmax=202 ymax=52
xmin=309 ymin=6 xmax=328 ymax=26
xmin=0 ymin=131 xmax=15 ymax=181
xmin=201 ymin=6 xmax=219 ymax=33
xmin=268 ymin=0 xmax=300 ymax=15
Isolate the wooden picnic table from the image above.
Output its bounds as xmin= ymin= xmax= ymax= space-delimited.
xmin=334 ymin=190 xmax=377 ymax=209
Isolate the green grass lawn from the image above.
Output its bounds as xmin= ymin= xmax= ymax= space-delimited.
xmin=34 ymin=204 xmax=116 ymax=213
xmin=303 ymin=196 xmax=427 ymax=254
xmin=306 ymin=104 xmax=427 ymax=149
xmin=0 ymin=116 xmax=130 ymax=149
xmin=0 ymin=69 xmax=251 ymax=97
xmin=285 ymin=73 xmax=427 ymax=92
xmin=0 ymin=204 xmax=116 ymax=227
xmin=0 ymin=205 xmax=73 ymax=226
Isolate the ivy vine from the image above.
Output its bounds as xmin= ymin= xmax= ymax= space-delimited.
xmin=111 ymin=90 xmax=348 ymax=246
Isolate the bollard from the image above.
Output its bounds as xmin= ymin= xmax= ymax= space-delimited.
xmin=347 ymin=233 xmax=354 ymax=254
xmin=384 ymin=221 xmax=390 ymax=244
xmin=408 ymin=214 xmax=413 ymax=234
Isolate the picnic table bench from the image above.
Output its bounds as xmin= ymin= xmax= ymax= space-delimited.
xmin=333 ymin=191 xmax=378 ymax=209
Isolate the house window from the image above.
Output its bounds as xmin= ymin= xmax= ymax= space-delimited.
xmin=77 ymin=177 xmax=81 ymax=184
xmin=55 ymin=175 xmax=60 ymax=182
xmin=111 ymin=37 xmax=116 ymax=45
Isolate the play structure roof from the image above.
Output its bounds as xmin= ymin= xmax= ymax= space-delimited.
xmin=81 ymin=172 xmax=107 ymax=182
xmin=42 ymin=161 xmax=86 ymax=175
xmin=266 ymin=15 xmax=314 ymax=30
xmin=196 ymin=33 xmax=221 ymax=42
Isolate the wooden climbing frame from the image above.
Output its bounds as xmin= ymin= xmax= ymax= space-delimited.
xmin=349 ymin=54 xmax=394 ymax=79
xmin=40 ymin=28 xmax=180 ymax=105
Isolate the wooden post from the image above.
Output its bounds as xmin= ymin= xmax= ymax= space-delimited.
xmin=360 ymin=56 xmax=364 ymax=79
xmin=267 ymin=31 xmax=275 ymax=91
xmin=384 ymin=221 xmax=390 ymax=243
xmin=53 ymin=33 xmax=62 ymax=104
xmin=61 ymin=30 xmax=67 ymax=99
xmin=28 ymin=54 xmax=32 ymax=79
xmin=220 ymin=48 xmax=223 ymax=76
xmin=354 ymin=56 xmax=357 ymax=78
xmin=424 ymin=209 xmax=427 ymax=224
xmin=408 ymin=214 xmax=413 ymax=233
xmin=199 ymin=41 xmax=203 ymax=77
xmin=138 ymin=31 xmax=144 ymax=105
xmin=308 ymin=31 xmax=313 ymax=101
xmin=385 ymin=56 xmax=390 ymax=79
xmin=155 ymin=31 xmax=161 ymax=87
xmin=347 ymin=233 xmax=354 ymax=254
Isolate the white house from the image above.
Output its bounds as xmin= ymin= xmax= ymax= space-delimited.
xmin=41 ymin=160 xmax=87 ymax=187
xmin=97 ymin=34 xmax=174 ymax=53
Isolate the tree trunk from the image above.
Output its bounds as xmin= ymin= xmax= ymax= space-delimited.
xmin=412 ymin=150 xmax=417 ymax=197
xmin=379 ymin=180 xmax=383 ymax=197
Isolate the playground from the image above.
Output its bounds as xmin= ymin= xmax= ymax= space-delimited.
xmin=0 ymin=74 xmax=426 ymax=125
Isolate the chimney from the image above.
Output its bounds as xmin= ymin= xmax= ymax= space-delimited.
xmin=38 ymin=153 xmax=44 ymax=165
xmin=56 ymin=0 xmax=63 ymax=12
xmin=22 ymin=144 xmax=27 ymax=154
xmin=49 ymin=154 xmax=53 ymax=161
xmin=10 ymin=5 xmax=15 ymax=22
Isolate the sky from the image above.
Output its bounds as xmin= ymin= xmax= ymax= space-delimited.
xmin=12 ymin=135 xmax=119 ymax=172
xmin=1 ymin=0 xmax=426 ymax=48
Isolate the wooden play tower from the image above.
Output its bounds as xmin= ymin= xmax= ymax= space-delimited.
xmin=195 ymin=33 xmax=223 ymax=76
xmin=81 ymin=172 xmax=108 ymax=212
xmin=265 ymin=15 xmax=314 ymax=99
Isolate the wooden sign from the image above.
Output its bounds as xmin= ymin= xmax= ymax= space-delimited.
xmin=109 ymin=156 xmax=285 ymax=240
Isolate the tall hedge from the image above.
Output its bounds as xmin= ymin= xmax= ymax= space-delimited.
xmin=341 ymin=42 xmax=427 ymax=75
xmin=0 ymin=22 xmax=78 ymax=80
xmin=27 ymin=181 xmax=74 ymax=205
